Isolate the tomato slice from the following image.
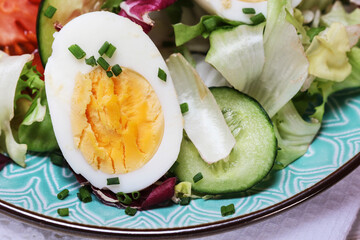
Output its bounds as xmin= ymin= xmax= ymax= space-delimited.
xmin=0 ymin=0 xmax=42 ymax=72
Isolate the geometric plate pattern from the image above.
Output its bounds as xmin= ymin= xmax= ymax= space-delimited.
xmin=0 ymin=88 xmax=359 ymax=229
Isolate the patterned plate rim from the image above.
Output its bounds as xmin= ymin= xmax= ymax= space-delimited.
xmin=0 ymin=152 xmax=359 ymax=238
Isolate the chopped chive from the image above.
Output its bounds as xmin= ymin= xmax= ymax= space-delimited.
xmin=78 ymin=186 xmax=92 ymax=203
xmin=105 ymin=44 xmax=117 ymax=58
xmin=193 ymin=172 xmax=203 ymax=183
xmin=112 ymin=64 xmax=122 ymax=76
xmin=250 ymin=13 xmax=266 ymax=25
xmin=44 ymin=5 xmax=57 ymax=18
xmin=117 ymin=192 xmax=132 ymax=205
xmin=57 ymin=208 xmax=69 ymax=217
xmin=57 ymin=189 xmax=69 ymax=200
xmin=50 ymin=151 xmax=64 ymax=166
xmin=106 ymin=71 xmax=113 ymax=78
xmin=107 ymin=177 xmax=119 ymax=185
xmin=98 ymin=41 xmax=110 ymax=56
xmin=242 ymin=8 xmax=256 ymax=14
xmin=221 ymin=203 xmax=235 ymax=217
xmin=131 ymin=191 xmax=140 ymax=200
xmin=125 ymin=206 xmax=137 ymax=216
xmin=158 ymin=68 xmax=167 ymax=82
xmin=97 ymin=57 xmax=110 ymax=70
xmin=180 ymin=197 xmax=191 ymax=206
xmin=180 ymin=102 xmax=189 ymax=114
xmin=68 ymin=44 xmax=86 ymax=59
xmin=85 ymin=56 xmax=97 ymax=67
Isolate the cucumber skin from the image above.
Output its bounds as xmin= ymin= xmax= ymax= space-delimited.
xmin=175 ymin=87 xmax=277 ymax=194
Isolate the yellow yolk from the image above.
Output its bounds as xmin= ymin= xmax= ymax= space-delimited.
xmin=71 ymin=67 xmax=164 ymax=174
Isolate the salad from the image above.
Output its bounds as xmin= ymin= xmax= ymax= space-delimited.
xmin=0 ymin=0 xmax=359 ymax=219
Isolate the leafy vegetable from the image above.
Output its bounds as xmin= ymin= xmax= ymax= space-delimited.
xmin=321 ymin=1 xmax=360 ymax=27
xmin=272 ymin=101 xmax=321 ymax=169
xmin=306 ymin=23 xmax=352 ymax=82
xmin=167 ymin=53 xmax=236 ymax=164
xmin=119 ymin=0 xmax=177 ymax=33
xmin=0 ymin=52 xmax=31 ymax=167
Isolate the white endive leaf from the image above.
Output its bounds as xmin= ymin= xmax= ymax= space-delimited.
xmin=206 ymin=23 xmax=265 ymax=92
xmin=166 ymin=53 xmax=236 ymax=164
xmin=0 ymin=51 xmax=31 ymax=167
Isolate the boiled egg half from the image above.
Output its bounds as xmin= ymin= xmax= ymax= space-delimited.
xmin=45 ymin=12 xmax=183 ymax=193
xmin=194 ymin=0 xmax=302 ymax=24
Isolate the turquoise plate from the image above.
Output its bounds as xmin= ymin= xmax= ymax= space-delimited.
xmin=0 ymin=88 xmax=359 ymax=238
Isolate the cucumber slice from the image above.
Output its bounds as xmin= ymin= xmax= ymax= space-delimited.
xmin=37 ymin=0 xmax=105 ymax=66
xmin=175 ymin=87 xmax=277 ymax=194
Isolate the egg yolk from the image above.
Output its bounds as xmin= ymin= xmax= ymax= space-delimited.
xmin=71 ymin=67 xmax=164 ymax=174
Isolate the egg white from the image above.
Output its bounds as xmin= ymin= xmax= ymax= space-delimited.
xmin=45 ymin=11 xmax=183 ymax=193
xmin=194 ymin=0 xmax=302 ymax=24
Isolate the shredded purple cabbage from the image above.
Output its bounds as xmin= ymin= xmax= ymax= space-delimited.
xmin=0 ymin=154 xmax=12 ymax=171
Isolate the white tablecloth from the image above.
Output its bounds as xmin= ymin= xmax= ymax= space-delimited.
xmin=1 ymin=166 xmax=359 ymax=240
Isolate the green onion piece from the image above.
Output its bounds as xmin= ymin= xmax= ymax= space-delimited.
xmin=68 ymin=44 xmax=86 ymax=59
xmin=57 ymin=208 xmax=69 ymax=217
xmin=97 ymin=57 xmax=110 ymax=70
xmin=57 ymin=189 xmax=69 ymax=200
xmin=50 ymin=151 xmax=64 ymax=166
xmin=250 ymin=13 xmax=266 ymax=25
xmin=180 ymin=102 xmax=189 ymax=114
xmin=98 ymin=41 xmax=110 ymax=56
xmin=112 ymin=64 xmax=122 ymax=76
xmin=85 ymin=56 xmax=97 ymax=67
xmin=106 ymin=71 xmax=113 ymax=78
xmin=105 ymin=44 xmax=117 ymax=58
xmin=131 ymin=191 xmax=140 ymax=200
xmin=107 ymin=177 xmax=119 ymax=185
xmin=44 ymin=5 xmax=57 ymax=19
xmin=242 ymin=8 xmax=256 ymax=14
xmin=117 ymin=192 xmax=133 ymax=205
xmin=78 ymin=186 xmax=92 ymax=203
xmin=221 ymin=203 xmax=235 ymax=217
xmin=125 ymin=206 xmax=137 ymax=216
xmin=158 ymin=68 xmax=167 ymax=82
xmin=193 ymin=172 xmax=203 ymax=183
xmin=180 ymin=197 xmax=191 ymax=205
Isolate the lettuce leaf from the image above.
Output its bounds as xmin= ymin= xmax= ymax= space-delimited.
xmin=299 ymin=0 xmax=333 ymax=11
xmin=321 ymin=1 xmax=360 ymax=27
xmin=272 ymin=101 xmax=321 ymax=169
xmin=306 ymin=23 xmax=352 ymax=82
xmin=119 ymin=0 xmax=177 ymax=33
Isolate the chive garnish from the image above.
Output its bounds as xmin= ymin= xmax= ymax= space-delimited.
xmin=97 ymin=57 xmax=110 ymax=70
xmin=106 ymin=71 xmax=113 ymax=78
xmin=242 ymin=8 xmax=256 ymax=14
xmin=50 ymin=151 xmax=64 ymax=166
xmin=180 ymin=103 xmax=189 ymax=114
xmin=107 ymin=177 xmax=119 ymax=185
xmin=117 ymin=192 xmax=132 ymax=205
xmin=105 ymin=44 xmax=117 ymax=58
xmin=112 ymin=64 xmax=122 ymax=76
xmin=250 ymin=13 xmax=266 ymax=25
xmin=180 ymin=197 xmax=191 ymax=206
xmin=158 ymin=68 xmax=167 ymax=82
xmin=57 ymin=208 xmax=69 ymax=217
xmin=221 ymin=204 xmax=235 ymax=217
xmin=57 ymin=189 xmax=69 ymax=200
xmin=131 ymin=191 xmax=140 ymax=200
xmin=78 ymin=186 xmax=92 ymax=203
xmin=44 ymin=5 xmax=57 ymax=18
xmin=98 ymin=41 xmax=110 ymax=56
xmin=125 ymin=206 xmax=137 ymax=216
xmin=193 ymin=172 xmax=203 ymax=183
xmin=68 ymin=44 xmax=86 ymax=59
xmin=85 ymin=56 xmax=97 ymax=67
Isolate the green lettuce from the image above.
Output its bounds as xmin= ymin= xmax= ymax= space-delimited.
xmin=321 ymin=1 xmax=360 ymax=27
